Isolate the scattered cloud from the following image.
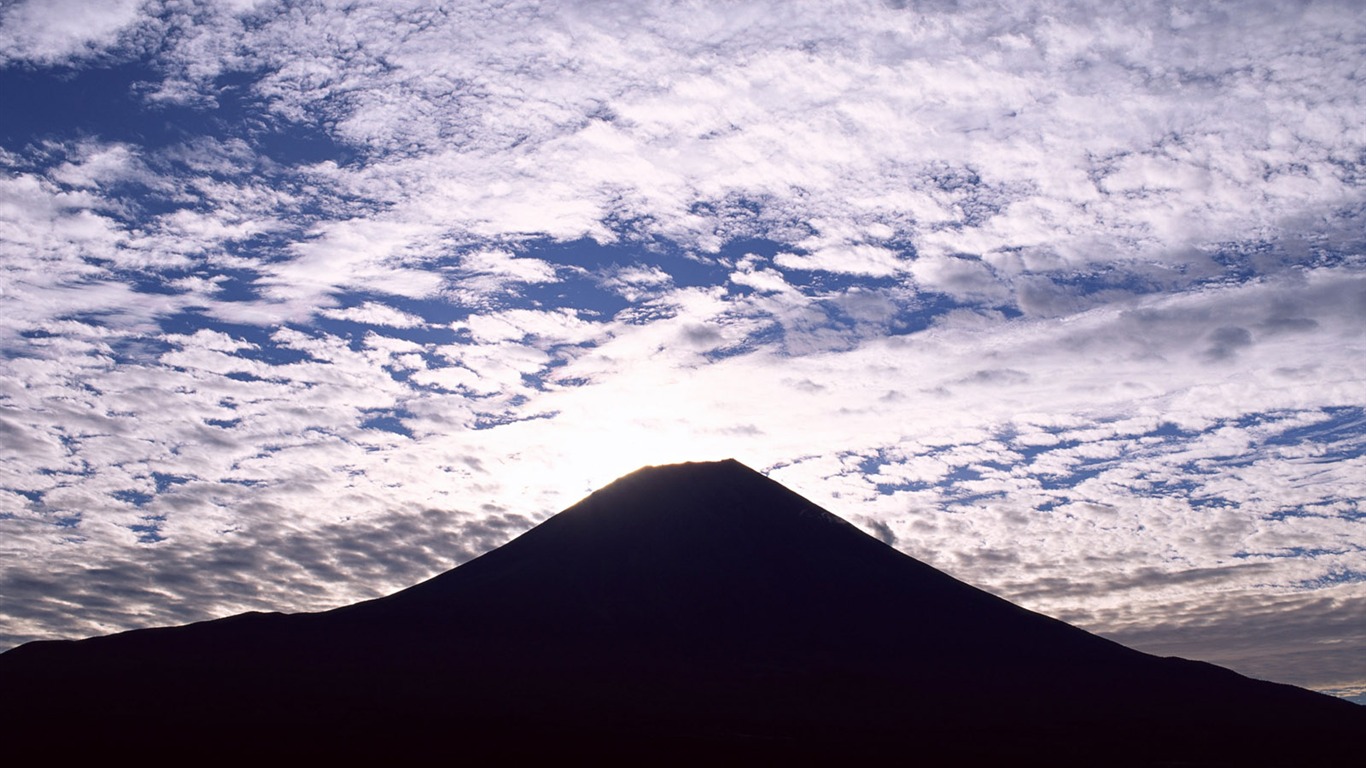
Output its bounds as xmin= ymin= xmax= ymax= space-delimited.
xmin=0 ymin=0 xmax=147 ymax=65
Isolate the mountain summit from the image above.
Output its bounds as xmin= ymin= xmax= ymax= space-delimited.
xmin=2 ymin=460 xmax=1361 ymax=763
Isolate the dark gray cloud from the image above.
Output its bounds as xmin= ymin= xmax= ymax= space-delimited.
xmin=0 ymin=503 xmax=532 ymax=649
xmin=1094 ymin=589 xmax=1366 ymax=693
xmin=1203 ymin=325 xmax=1254 ymax=362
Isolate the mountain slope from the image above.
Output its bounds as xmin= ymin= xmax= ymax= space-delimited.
xmin=1 ymin=460 xmax=1361 ymax=763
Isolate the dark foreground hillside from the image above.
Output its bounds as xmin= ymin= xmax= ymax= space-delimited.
xmin=2 ymin=460 xmax=1361 ymax=764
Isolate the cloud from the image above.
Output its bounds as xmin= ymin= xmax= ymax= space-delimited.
xmin=0 ymin=0 xmax=146 ymax=65
xmin=1202 ymin=325 xmax=1253 ymax=362
xmin=775 ymin=245 xmax=905 ymax=278
xmin=133 ymin=0 xmax=1356 ymax=278
xmin=598 ymin=263 xmax=674 ymax=301
xmin=321 ymin=302 xmax=426 ymax=328
xmin=910 ymin=254 xmax=1009 ymax=301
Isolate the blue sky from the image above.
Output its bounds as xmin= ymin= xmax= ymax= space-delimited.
xmin=1 ymin=0 xmax=1364 ymax=702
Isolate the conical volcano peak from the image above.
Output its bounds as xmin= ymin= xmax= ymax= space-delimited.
xmin=393 ymin=457 xmax=908 ymax=623
xmin=585 ymin=458 xmax=758 ymax=495
xmin=587 ymin=457 xmax=762 ymax=492
xmin=563 ymin=458 xmax=856 ymax=535
xmin=3 ymin=460 xmax=1362 ymax=764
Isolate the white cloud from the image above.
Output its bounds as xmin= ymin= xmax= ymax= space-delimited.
xmin=729 ymin=257 xmax=793 ymax=294
xmin=321 ymin=302 xmax=426 ymax=328
xmin=455 ymin=307 xmax=598 ymax=346
xmin=0 ymin=0 xmax=146 ymax=64
xmin=909 ymin=253 xmax=1009 ymax=301
xmin=262 ymin=218 xmax=447 ymax=306
xmin=47 ymin=142 xmax=146 ymax=189
xmin=598 ymin=263 xmax=673 ymax=301
xmin=775 ymin=245 xmax=905 ymax=277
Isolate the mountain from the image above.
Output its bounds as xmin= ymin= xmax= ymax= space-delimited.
xmin=1 ymin=459 xmax=1361 ymax=763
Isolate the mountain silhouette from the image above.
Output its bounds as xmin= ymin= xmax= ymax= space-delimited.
xmin=2 ymin=459 xmax=1361 ymax=763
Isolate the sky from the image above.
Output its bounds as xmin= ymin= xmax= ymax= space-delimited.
xmin=1 ymin=0 xmax=1364 ymax=702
